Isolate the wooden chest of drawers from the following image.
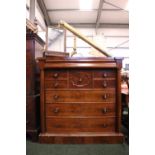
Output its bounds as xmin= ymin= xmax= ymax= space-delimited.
xmin=37 ymin=56 xmax=124 ymax=143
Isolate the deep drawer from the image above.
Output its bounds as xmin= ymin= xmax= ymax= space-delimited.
xmin=45 ymin=90 xmax=116 ymax=103
xmin=46 ymin=103 xmax=115 ymax=116
xmin=46 ymin=117 xmax=115 ymax=133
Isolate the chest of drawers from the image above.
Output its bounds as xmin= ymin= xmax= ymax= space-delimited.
xmin=37 ymin=56 xmax=124 ymax=143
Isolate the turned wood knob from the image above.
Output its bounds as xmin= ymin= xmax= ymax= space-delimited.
xmin=54 ymin=83 xmax=59 ymax=88
xmin=102 ymin=124 xmax=107 ymax=128
xmin=53 ymin=95 xmax=59 ymax=100
xmin=102 ymin=81 xmax=107 ymax=88
xmin=103 ymin=72 xmax=107 ymax=78
xmin=102 ymin=108 xmax=107 ymax=113
xmin=53 ymin=108 xmax=60 ymax=113
xmin=78 ymin=78 xmax=83 ymax=82
xmin=103 ymin=94 xmax=107 ymax=99
xmin=53 ymin=73 xmax=59 ymax=78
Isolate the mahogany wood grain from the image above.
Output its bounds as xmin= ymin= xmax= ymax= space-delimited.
xmin=45 ymin=80 xmax=68 ymax=89
xmin=45 ymin=70 xmax=67 ymax=80
xmin=39 ymin=133 xmax=124 ymax=144
xmin=45 ymin=90 xmax=115 ymax=103
xmin=37 ymin=55 xmax=124 ymax=143
xmin=46 ymin=103 xmax=115 ymax=116
xmin=46 ymin=117 xmax=115 ymax=132
xmin=93 ymin=79 xmax=116 ymax=89
xmin=26 ymin=28 xmax=45 ymax=141
xmin=93 ymin=69 xmax=116 ymax=78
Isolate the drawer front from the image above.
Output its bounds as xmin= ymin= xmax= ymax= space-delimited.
xmin=45 ymin=90 xmax=115 ymax=103
xmin=45 ymin=70 xmax=67 ymax=80
xmin=69 ymin=71 xmax=92 ymax=88
xmin=93 ymin=80 xmax=116 ymax=89
xmin=46 ymin=117 xmax=115 ymax=132
xmin=93 ymin=69 xmax=116 ymax=79
xmin=45 ymin=80 xmax=68 ymax=89
xmin=46 ymin=103 xmax=115 ymax=116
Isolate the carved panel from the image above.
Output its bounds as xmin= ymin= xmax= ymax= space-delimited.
xmin=69 ymin=70 xmax=92 ymax=88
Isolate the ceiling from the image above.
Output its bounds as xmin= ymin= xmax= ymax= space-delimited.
xmin=37 ymin=0 xmax=129 ymax=28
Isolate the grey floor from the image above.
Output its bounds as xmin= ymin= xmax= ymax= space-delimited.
xmin=26 ymin=126 xmax=129 ymax=155
xmin=26 ymin=140 xmax=129 ymax=155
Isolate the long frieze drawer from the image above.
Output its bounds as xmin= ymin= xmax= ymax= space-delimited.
xmin=45 ymin=80 xmax=68 ymax=89
xmin=46 ymin=103 xmax=115 ymax=116
xmin=45 ymin=70 xmax=67 ymax=80
xmin=69 ymin=71 xmax=92 ymax=88
xmin=93 ymin=80 xmax=116 ymax=89
xmin=93 ymin=69 xmax=116 ymax=79
xmin=46 ymin=117 xmax=115 ymax=132
xmin=45 ymin=90 xmax=115 ymax=103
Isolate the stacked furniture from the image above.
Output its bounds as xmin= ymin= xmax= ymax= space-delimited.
xmin=26 ymin=27 xmax=45 ymax=141
xmin=37 ymin=55 xmax=124 ymax=144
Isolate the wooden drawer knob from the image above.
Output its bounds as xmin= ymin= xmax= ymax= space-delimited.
xmin=54 ymin=83 xmax=59 ymax=88
xmin=53 ymin=108 xmax=60 ymax=113
xmin=102 ymin=108 xmax=107 ymax=113
xmin=103 ymin=72 xmax=107 ymax=78
xmin=53 ymin=95 xmax=59 ymax=100
xmin=102 ymin=124 xmax=107 ymax=128
xmin=103 ymin=94 xmax=107 ymax=99
xmin=53 ymin=73 xmax=59 ymax=78
xmin=102 ymin=81 xmax=107 ymax=88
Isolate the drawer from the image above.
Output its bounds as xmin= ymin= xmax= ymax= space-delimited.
xmin=69 ymin=71 xmax=92 ymax=88
xmin=45 ymin=80 xmax=68 ymax=89
xmin=45 ymin=70 xmax=67 ymax=80
xmin=45 ymin=90 xmax=115 ymax=103
xmin=93 ymin=69 xmax=116 ymax=79
xmin=46 ymin=103 xmax=115 ymax=116
xmin=46 ymin=117 xmax=115 ymax=133
xmin=93 ymin=80 xmax=116 ymax=89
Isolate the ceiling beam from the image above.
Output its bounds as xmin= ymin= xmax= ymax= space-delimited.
xmin=104 ymin=1 xmax=128 ymax=12
xmin=50 ymin=23 xmax=129 ymax=29
xmin=96 ymin=0 xmax=105 ymax=31
xmin=47 ymin=8 xmax=124 ymax=12
xmin=37 ymin=0 xmax=51 ymax=26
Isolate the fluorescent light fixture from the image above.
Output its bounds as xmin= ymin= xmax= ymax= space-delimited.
xmin=80 ymin=0 xmax=93 ymax=10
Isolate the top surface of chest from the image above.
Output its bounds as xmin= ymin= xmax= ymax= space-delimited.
xmin=37 ymin=56 xmax=122 ymax=69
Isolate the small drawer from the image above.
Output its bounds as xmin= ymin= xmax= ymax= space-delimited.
xmin=45 ymin=80 xmax=68 ymax=89
xmin=46 ymin=117 xmax=115 ymax=133
xmin=46 ymin=103 xmax=115 ymax=117
xmin=93 ymin=80 xmax=116 ymax=89
xmin=93 ymin=69 xmax=116 ymax=79
xmin=45 ymin=70 xmax=67 ymax=80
